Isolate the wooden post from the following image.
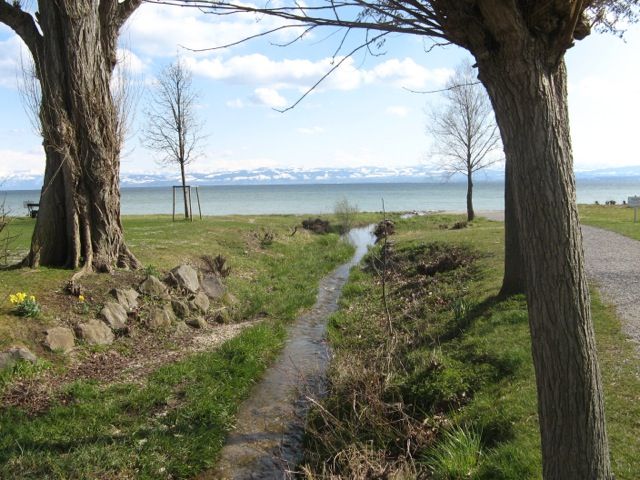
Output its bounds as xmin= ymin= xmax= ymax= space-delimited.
xmin=195 ymin=186 xmax=202 ymax=220
xmin=187 ymin=186 xmax=193 ymax=222
xmin=628 ymin=196 xmax=640 ymax=223
xmin=172 ymin=186 xmax=176 ymax=222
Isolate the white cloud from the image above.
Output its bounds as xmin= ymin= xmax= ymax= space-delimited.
xmin=117 ymin=48 xmax=147 ymax=74
xmin=187 ymin=54 xmax=452 ymax=99
xmin=250 ymin=88 xmax=287 ymax=108
xmin=226 ymin=98 xmax=245 ymax=109
xmin=569 ymin=70 xmax=640 ymax=168
xmin=124 ymin=3 xmax=307 ymax=58
xmin=0 ymin=148 xmax=44 ymax=176
xmin=297 ymin=126 xmax=325 ymax=135
xmin=0 ymin=35 xmax=28 ymax=89
xmin=385 ymin=106 xmax=409 ymax=117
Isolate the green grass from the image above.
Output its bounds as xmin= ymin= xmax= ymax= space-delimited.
xmin=580 ymin=204 xmax=640 ymax=240
xmin=1 ymin=323 xmax=284 ymax=479
xmin=301 ymin=214 xmax=640 ymax=479
xmin=0 ymin=214 xmax=355 ymax=478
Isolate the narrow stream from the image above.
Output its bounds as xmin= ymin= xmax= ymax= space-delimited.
xmin=202 ymin=226 xmax=376 ymax=479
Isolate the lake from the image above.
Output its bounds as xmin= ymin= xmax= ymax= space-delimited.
xmin=2 ymin=180 xmax=639 ymax=216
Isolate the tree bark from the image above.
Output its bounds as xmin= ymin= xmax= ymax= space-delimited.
xmin=466 ymin=168 xmax=474 ymax=221
xmin=500 ymin=160 xmax=526 ymax=295
xmin=478 ymin=51 xmax=611 ymax=479
xmin=15 ymin=1 xmax=142 ymax=271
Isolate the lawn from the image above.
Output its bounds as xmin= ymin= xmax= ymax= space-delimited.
xmin=300 ymin=213 xmax=640 ymax=479
xmin=0 ymin=214 xmax=354 ymax=478
xmin=580 ymin=204 xmax=640 ymax=241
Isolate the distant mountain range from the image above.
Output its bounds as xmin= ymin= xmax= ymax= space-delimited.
xmin=2 ymin=165 xmax=640 ymax=190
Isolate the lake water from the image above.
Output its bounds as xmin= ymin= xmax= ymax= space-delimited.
xmin=2 ymin=180 xmax=639 ymax=216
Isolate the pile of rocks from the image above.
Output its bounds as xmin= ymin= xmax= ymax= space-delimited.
xmin=39 ymin=264 xmax=233 ymax=353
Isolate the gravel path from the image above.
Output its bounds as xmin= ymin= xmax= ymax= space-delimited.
xmin=480 ymin=211 xmax=640 ymax=350
xmin=582 ymin=225 xmax=640 ymax=350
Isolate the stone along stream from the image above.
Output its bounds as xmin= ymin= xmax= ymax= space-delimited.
xmin=204 ymin=226 xmax=376 ymax=479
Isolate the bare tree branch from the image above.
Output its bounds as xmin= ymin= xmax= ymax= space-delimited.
xmin=0 ymin=1 xmax=42 ymax=56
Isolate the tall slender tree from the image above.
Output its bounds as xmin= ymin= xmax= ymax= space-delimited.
xmin=427 ymin=62 xmax=501 ymax=221
xmin=0 ymin=0 xmax=142 ymax=272
xmin=159 ymin=1 xmax=639 ymax=477
xmin=143 ymin=58 xmax=204 ymax=220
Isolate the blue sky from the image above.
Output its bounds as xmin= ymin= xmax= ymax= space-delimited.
xmin=0 ymin=3 xmax=639 ymax=179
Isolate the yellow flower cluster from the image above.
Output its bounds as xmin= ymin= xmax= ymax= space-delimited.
xmin=9 ymin=292 xmax=35 ymax=305
xmin=78 ymin=295 xmax=85 ymax=302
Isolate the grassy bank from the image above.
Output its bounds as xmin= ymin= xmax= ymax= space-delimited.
xmin=301 ymin=214 xmax=640 ymax=479
xmin=0 ymin=215 xmax=353 ymax=478
xmin=580 ymin=204 xmax=640 ymax=241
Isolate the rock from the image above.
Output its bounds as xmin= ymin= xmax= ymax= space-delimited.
xmin=185 ymin=316 xmax=207 ymax=329
xmin=189 ymin=292 xmax=210 ymax=313
xmin=43 ymin=327 xmax=75 ymax=353
xmin=110 ymin=288 xmax=139 ymax=311
xmin=212 ymin=307 xmax=232 ymax=324
xmin=0 ymin=347 xmax=38 ymax=370
xmin=168 ymin=264 xmax=200 ymax=293
xmin=171 ymin=299 xmax=190 ymax=319
xmin=146 ymin=305 xmax=175 ymax=330
xmin=76 ymin=320 xmax=114 ymax=345
xmin=222 ymin=292 xmax=239 ymax=308
xmin=99 ymin=302 xmax=128 ymax=330
xmin=200 ymin=274 xmax=226 ymax=300
xmin=139 ymin=276 xmax=169 ymax=299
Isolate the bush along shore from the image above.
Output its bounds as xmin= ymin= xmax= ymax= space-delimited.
xmin=299 ymin=214 xmax=640 ymax=479
xmin=0 ymin=215 xmax=354 ymax=478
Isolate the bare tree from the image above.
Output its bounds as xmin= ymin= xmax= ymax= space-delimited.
xmin=0 ymin=0 xmax=143 ymax=272
xmin=156 ymin=1 xmax=640 ymax=477
xmin=427 ymin=62 xmax=501 ymax=221
xmin=144 ymin=59 xmax=204 ymax=219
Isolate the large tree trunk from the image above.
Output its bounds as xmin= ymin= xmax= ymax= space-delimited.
xmin=466 ymin=168 xmax=474 ymax=221
xmin=478 ymin=52 xmax=611 ymax=478
xmin=24 ymin=1 xmax=140 ymax=272
xmin=500 ymin=160 xmax=526 ymax=295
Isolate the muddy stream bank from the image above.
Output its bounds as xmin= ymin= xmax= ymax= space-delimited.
xmin=202 ymin=226 xmax=376 ymax=479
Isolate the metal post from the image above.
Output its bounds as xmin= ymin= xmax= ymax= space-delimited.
xmin=635 ymin=207 xmax=638 ymax=224
xmin=187 ymin=186 xmax=193 ymax=222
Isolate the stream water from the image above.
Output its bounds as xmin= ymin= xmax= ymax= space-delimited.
xmin=202 ymin=226 xmax=376 ymax=479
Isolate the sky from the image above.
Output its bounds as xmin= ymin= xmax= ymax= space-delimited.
xmin=0 ymin=3 xmax=639 ymax=179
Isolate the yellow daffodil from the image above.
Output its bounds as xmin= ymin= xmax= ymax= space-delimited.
xmin=78 ymin=295 xmax=85 ymax=302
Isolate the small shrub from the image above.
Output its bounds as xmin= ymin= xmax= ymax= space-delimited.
xmin=425 ymin=426 xmax=483 ymax=479
xmin=453 ymin=298 xmax=471 ymax=323
xmin=374 ymin=219 xmax=395 ymax=239
xmin=450 ymin=220 xmax=468 ymax=230
xmin=8 ymin=292 xmax=41 ymax=317
xmin=253 ymin=228 xmax=275 ymax=248
xmin=73 ymin=294 xmax=90 ymax=315
xmin=302 ymin=217 xmax=330 ymax=234
xmin=201 ymin=254 xmax=231 ymax=277
xmin=334 ymin=197 xmax=359 ymax=233
xmin=144 ymin=264 xmax=160 ymax=278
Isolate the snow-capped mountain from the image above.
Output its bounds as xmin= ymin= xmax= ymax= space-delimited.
xmin=2 ymin=165 xmax=639 ymax=190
